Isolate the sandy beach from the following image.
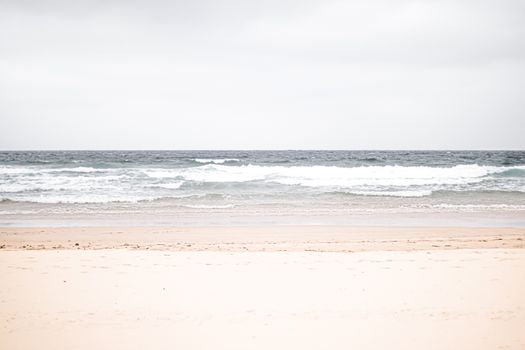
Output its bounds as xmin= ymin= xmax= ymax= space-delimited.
xmin=1 ymin=225 xmax=525 ymax=349
xmin=2 ymin=0 xmax=525 ymax=345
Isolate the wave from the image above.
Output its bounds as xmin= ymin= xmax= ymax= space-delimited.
xmin=0 ymin=195 xmax=160 ymax=204
xmin=143 ymin=164 xmax=525 ymax=187
xmin=328 ymin=188 xmax=525 ymax=198
xmin=193 ymin=158 xmax=240 ymax=164
xmin=4 ymin=163 xmax=523 ymax=182
xmin=0 ymin=174 xmax=128 ymax=193
xmin=181 ymin=204 xmax=235 ymax=209
xmin=430 ymin=203 xmax=525 ymax=210
xmin=144 ymin=181 xmax=184 ymax=190
xmin=0 ymin=192 xmax=229 ymax=204
xmin=492 ymin=168 xmax=525 ymax=178
xmin=0 ymin=166 xmax=112 ymax=175
xmin=1 ymin=164 xmax=524 ymax=203
xmin=343 ymin=190 xmax=434 ymax=197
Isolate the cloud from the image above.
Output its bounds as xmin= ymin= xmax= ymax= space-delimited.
xmin=0 ymin=0 xmax=524 ymax=149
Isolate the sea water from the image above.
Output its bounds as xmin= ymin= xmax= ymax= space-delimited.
xmin=1 ymin=150 xmax=524 ymax=225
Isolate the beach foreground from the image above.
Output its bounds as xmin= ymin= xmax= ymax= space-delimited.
xmin=1 ymin=226 xmax=525 ymax=349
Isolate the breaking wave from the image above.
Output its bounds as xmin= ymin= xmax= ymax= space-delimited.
xmin=1 ymin=163 xmax=524 ymax=203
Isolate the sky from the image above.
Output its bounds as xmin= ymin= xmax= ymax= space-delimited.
xmin=1 ymin=0 xmax=524 ymax=150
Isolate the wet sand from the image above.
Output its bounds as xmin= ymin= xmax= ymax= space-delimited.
xmin=1 ymin=225 xmax=525 ymax=252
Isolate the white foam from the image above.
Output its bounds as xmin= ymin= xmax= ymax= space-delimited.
xmin=146 ymin=182 xmax=184 ymax=189
xmin=431 ymin=204 xmax=525 ymax=210
xmin=0 ymin=166 xmax=110 ymax=174
xmin=0 ymin=194 xmax=160 ymax=204
xmin=194 ymin=158 xmax=240 ymax=164
xmin=0 ymin=174 xmax=127 ymax=193
xmin=142 ymin=170 xmax=181 ymax=178
xmin=170 ymin=164 xmax=519 ymax=188
xmin=182 ymin=204 xmax=235 ymax=209
xmin=2 ymin=163 xmax=524 ymax=203
xmin=347 ymin=190 xmax=434 ymax=197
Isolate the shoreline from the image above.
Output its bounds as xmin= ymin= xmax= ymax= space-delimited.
xmin=2 ymin=207 xmax=525 ymax=228
xmin=2 ymin=225 xmax=524 ymax=252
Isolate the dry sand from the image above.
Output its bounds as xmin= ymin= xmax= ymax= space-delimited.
xmin=1 ymin=226 xmax=525 ymax=349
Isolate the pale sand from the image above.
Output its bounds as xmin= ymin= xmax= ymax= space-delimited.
xmin=1 ymin=225 xmax=525 ymax=252
xmin=1 ymin=226 xmax=525 ymax=349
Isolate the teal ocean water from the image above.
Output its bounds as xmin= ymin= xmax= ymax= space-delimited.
xmin=1 ymin=151 xmax=524 ymax=225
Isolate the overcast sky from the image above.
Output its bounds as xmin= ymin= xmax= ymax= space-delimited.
xmin=1 ymin=0 xmax=524 ymax=150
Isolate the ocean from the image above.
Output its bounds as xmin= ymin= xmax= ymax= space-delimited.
xmin=1 ymin=150 xmax=524 ymax=226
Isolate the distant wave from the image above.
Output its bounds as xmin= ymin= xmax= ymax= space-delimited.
xmin=193 ymin=158 xmax=240 ymax=164
xmin=0 ymin=166 xmax=112 ymax=175
xmin=144 ymin=181 xmax=184 ymax=190
xmin=181 ymin=204 xmax=235 ymax=209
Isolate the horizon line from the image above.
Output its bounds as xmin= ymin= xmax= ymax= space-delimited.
xmin=1 ymin=149 xmax=524 ymax=152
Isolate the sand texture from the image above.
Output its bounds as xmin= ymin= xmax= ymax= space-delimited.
xmin=1 ymin=225 xmax=525 ymax=252
xmin=1 ymin=226 xmax=525 ymax=349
